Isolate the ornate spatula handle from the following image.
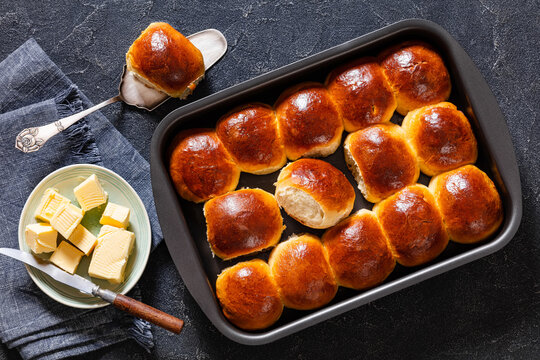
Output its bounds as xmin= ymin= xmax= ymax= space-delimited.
xmin=15 ymin=96 xmax=121 ymax=153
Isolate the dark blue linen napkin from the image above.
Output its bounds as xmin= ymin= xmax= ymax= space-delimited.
xmin=0 ymin=39 xmax=163 ymax=359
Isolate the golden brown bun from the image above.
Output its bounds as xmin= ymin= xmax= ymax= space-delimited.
xmin=216 ymin=259 xmax=283 ymax=330
xmin=275 ymin=82 xmax=344 ymax=160
xmin=322 ymin=209 xmax=395 ymax=289
xmin=373 ymin=184 xmax=449 ymax=266
xmin=326 ymin=58 xmax=397 ymax=132
xmin=216 ymin=103 xmax=286 ymax=175
xmin=274 ymin=159 xmax=355 ymax=229
xmin=204 ymin=189 xmax=284 ymax=260
xmin=429 ymin=165 xmax=503 ymax=244
xmin=268 ymin=234 xmax=337 ymax=310
xmin=126 ymin=22 xmax=205 ymax=98
xmin=168 ymin=129 xmax=240 ymax=203
xmin=344 ymin=124 xmax=419 ymax=203
xmin=379 ymin=41 xmax=451 ymax=115
xmin=402 ymin=102 xmax=477 ymax=176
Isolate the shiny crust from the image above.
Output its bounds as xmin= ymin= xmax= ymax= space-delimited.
xmin=322 ymin=209 xmax=395 ymax=289
xmin=402 ymin=102 xmax=477 ymax=176
xmin=344 ymin=124 xmax=419 ymax=203
xmin=326 ymin=58 xmax=397 ymax=132
xmin=126 ymin=22 xmax=205 ymax=98
xmin=373 ymin=185 xmax=449 ymax=267
xmin=216 ymin=260 xmax=283 ymax=330
xmin=429 ymin=165 xmax=503 ymax=243
xmin=379 ymin=41 xmax=451 ymax=115
xmin=168 ymin=129 xmax=240 ymax=203
xmin=268 ymin=234 xmax=337 ymax=310
xmin=216 ymin=103 xmax=286 ymax=174
xmin=204 ymin=189 xmax=284 ymax=260
xmin=275 ymin=82 xmax=344 ymax=160
xmin=275 ymin=159 xmax=356 ymax=228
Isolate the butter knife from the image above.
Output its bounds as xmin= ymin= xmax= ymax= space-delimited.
xmin=0 ymin=247 xmax=183 ymax=334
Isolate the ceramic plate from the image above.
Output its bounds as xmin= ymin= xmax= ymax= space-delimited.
xmin=18 ymin=164 xmax=151 ymax=308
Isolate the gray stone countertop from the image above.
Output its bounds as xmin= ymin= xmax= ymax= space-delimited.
xmin=0 ymin=0 xmax=538 ymax=359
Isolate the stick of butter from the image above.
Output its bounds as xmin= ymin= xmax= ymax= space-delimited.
xmin=34 ymin=188 xmax=70 ymax=222
xmin=50 ymin=241 xmax=84 ymax=274
xmin=99 ymin=202 xmax=130 ymax=229
xmin=68 ymin=224 xmax=98 ymax=255
xmin=50 ymin=203 xmax=84 ymax=239
xmin=25 ymin=223 xmax=58 ymax=254
xmin=73 ymin=174 xmax=108 ymax=211
xmin=88 ymin=229 xmax=135 ymax=283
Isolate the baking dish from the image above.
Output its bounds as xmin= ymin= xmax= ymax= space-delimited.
xmin=150 ymin=19 xmax=522 ymax=345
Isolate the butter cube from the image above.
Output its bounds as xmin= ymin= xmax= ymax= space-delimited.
xmin=25 ymin=223 xmax=57 ymax=254
xmin=50 ymin=241 xmax=84 ymax=274
xmin=96 ymin=225 xmax=123 ymax=248
xmin=68 ymin=224 xmax=97 ymax=255
xmin=34 ymin=188 xmax=70 ymax=222
xmin=73 ymin=174 xmax=108 ymax=211
xmin=50 ymin=203 xmax=84 ymax=239
xmin=88 ymin=230 xmax=135 ymax=283
xmin=99 ymin=202 xmax=130 ymax=229
xmin=97 ymin=225 xmax=122 ymax=238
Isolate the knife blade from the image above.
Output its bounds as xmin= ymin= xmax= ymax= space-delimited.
xmin=0 ymin=247 xmax=96 ymax=295
xmin=0 ymin=247 xmax=183 ymax=334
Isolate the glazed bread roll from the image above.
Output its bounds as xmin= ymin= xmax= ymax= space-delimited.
xmin=169 ymin=129 xmax=240 ymax=203
xmin=216 ymin=103 xmax=286 ymax=174
xmin=379 ymin=41 xmax=451 ymax=115
xmin=204 ymin=189 xmax=284 ymax=260
xmin=216 ymin=260 xmax=283 ymax=330
xmin=326 ymin=58 xmax=397 ymax=132
xmin=402 ymin=102 xmax=477 ymax=176
xmin=322 ymin=209 xmax=395 ymax=290
xmin=274 ymin=159 xmax=355 ymax=229
xmin=373 ymin=184 xmax=449 ymax=267
xmin=344 ymin=124 xmax=419 ymax=203
xmin=275 ymin=82 xmax=343 ymax=160
xmin=268 ymin=234 xmax=337 ymax=310
xmin=429 ymin=165 xmax=503 ymax=243
xmin=126 ymin=22 xmax=205 ymax=99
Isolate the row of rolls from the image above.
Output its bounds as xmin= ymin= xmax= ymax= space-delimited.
xmin=169 ymin=41 xmax=453 ymax=203
xmin=213 ymin=162 xmax=503 ymax=330
xmin=167 ymin=41 xmax=504 ymax=331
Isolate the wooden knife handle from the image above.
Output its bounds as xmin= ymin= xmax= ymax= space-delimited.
xmin=113 ymin=293 xmax=184 ymax=334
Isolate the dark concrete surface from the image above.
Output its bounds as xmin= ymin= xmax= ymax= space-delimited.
xmin=0 ymin=0 xmax=538 ymax=359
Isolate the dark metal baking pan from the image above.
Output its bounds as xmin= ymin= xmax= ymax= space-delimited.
xmin=150 ymin=19 xmax=522 ymax=345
